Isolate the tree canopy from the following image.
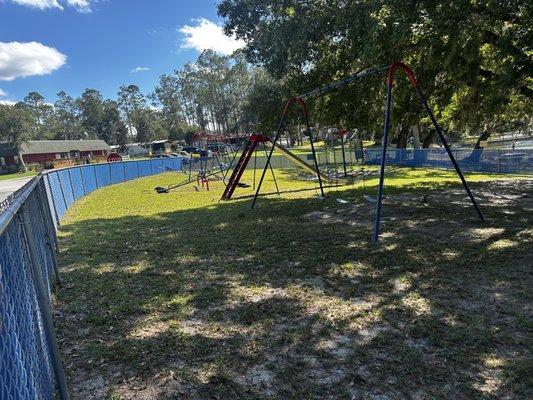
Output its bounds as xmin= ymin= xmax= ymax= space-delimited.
xmin=1 ymin=2 xmax=531 ymax=150
xmin=219 ymin=0 xmax=533 ymax=142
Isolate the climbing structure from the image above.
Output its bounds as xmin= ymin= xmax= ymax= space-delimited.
xmin=221 ymin=134 xmax=330 ymax=200
xmin=221 ymin=134 xmax=268 ymax=199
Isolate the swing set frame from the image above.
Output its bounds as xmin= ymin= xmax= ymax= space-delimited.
xmin=251 ymin=61 xmax=485 ymax=243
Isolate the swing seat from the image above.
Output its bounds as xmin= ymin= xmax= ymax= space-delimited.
xmin=364 ymin=195 xmax=387 ymax=203
xmin=237 ymin=182 xmax=250 ymax=188
xmin=155 ymin=186 xmax=169 ymax=193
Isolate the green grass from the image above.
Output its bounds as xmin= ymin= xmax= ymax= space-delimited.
xmin=55 ymin=167 xmax=532 ymax=399
xmin=0 ymin=170 xmax=36 ymax=180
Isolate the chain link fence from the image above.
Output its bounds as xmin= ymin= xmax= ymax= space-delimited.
xmin=0 ymin=157 xmax=182 ymax=399
xmin=362 ymin=148 xmax=533 ymax=175
xmin=210 ymin=146 xmax=532 ymax=175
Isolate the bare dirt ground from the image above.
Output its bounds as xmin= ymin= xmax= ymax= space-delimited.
xmin=55 ymin=177 xmax=532 ymax=400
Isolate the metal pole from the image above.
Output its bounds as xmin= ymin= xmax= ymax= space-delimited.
xmin=414 ymin=85 xmax=485 ymax=222
xmin=37 ymin=181 xmax=61 ymax=285
xmin=372 ymin=77 xmax=393 ymax=243
xmin=252 ymin=97 xmax=325 ymax=207
xmin=45 ymin=173 xmax=60 ymax=224
xmin=67 ymin=168 xmax=75 ymax=201
xmin=19 ymin=205 xmax=70 ymax=400
xmin=262 ymin=141 xmax=280 ymax=196
xmin=57 ymin=172 xmax=68 ymax=212
xmin=79 ymin=167 xmax=86 ymax=196
xmin=251 ymin=108 xmax=289 ymax=208
xmin=303 ymin=106 xmax=325 ymax=199
xmin=340 ymin=137 xmax=347 ymax=177
xmin=93 ymin=164 xmax=99 ymax=188
xmin=252 ymin=146 xmax=257 ymax=190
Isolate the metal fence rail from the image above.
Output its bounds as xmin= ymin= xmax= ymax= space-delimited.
xmin=0 ymin=157 xmax=182 ymax=399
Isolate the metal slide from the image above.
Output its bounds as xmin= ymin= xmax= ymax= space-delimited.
xmin=265 ymin=141 xmax=332 ymax=182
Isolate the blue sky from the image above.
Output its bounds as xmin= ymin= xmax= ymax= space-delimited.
xmin=0 ymin=0 xmax=243 ymax=104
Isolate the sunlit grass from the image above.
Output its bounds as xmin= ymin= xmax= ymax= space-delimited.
xmin=56 ymin=166 xmax=532 ymax=400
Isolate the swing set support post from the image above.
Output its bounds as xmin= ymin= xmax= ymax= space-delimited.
xmin=372 ymin=62 xmax=484 ymax=243
xmin=251 ymin=96 xmax=325 ymax=208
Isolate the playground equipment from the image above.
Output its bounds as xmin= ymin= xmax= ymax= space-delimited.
xmin=154 ymin=150 xmax=232 ymax=194
xmin=249 ymin=62 xmax=484 ymax=243
xmin=220 ymin=133 xmax=331 ymax=200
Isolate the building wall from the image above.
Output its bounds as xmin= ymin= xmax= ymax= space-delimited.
xmin=0 ymin=155 xmax=19 ymax=174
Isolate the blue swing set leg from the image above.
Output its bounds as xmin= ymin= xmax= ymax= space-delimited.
xmin=372 ymin=62 xmax=485 ymax=243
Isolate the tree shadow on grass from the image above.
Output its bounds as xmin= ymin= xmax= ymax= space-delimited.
xmin=56 ymin=179 xmax=532 ymax=399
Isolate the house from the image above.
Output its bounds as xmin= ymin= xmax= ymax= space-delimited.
xmin=0 ymin=140 xmax=111 ymax=173
xmin=150 ymin=140 xmax=171 ymax=155
xmin=125 ymin=143 xmax=150 ymax=157
xmin=0 ymin=143 xmax=21 ymax=174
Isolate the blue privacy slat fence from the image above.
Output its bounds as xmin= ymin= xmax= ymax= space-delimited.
xmin=362 ymin=148 xmax=533 ymax=175
xmin=0 ymin=157 xmax=182 ymax=399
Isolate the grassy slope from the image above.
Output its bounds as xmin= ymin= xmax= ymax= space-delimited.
xmin=56 ymin=168 xmax=532 ymax=399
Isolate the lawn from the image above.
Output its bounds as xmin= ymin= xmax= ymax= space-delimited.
xmin=0 ymin=170 xmax=36 ymax=180
xmin=55 ymin=166 xmax=532 ymax=399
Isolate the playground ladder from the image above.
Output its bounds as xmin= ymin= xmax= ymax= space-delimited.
xmin=221 ymin=135 xmax=262 ymax=199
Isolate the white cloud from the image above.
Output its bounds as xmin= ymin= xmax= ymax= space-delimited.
xmin=131 ymin=66 xmax=150 ymax=73
xmin=0 ymin=88 xmax=6 ymax=97
xmin=10 ymin=0 xmax=63 ymax=10
xmin=9 ymin=0 xmax=94 ymax=12
xmin=0 ymin=41 xmax=67 ymax=81
xmin=0 ymin=99 xmax=17 ymax=105
xmin=66 ymin=0 xmax=92 ymax=13
xmin=179 ymin=18 xmax=245 ymax=56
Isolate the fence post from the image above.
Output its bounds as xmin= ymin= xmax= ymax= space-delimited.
xmin=37 ymin=180 xmax=62 ymax=285
xmin=67 ymin=168 xmax=75 ymax=200
xmin=80 ymin=167 xmax=87 ymax=196
xmin=45 ymin=173 xmax=60 ymax=224
xmin=57 ymin=172 xmax=69 ymax=213
xmin=19 ymin=204 xmax=70 ymax=400
xmin=93 ymin=164 xmax=98 ymax=188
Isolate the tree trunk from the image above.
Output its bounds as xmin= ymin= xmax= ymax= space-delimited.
xmin=18 ymin=151 xmax=28 ymax=173
xmin=412 ymin=125 xmax=421 ymax=149
xmin=422 ymin=130 xmax=436 ymax=148
xmin=474 ymin=129 xmax=491 ymax=149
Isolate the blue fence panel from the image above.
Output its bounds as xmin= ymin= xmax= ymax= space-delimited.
xmin=68 ymin=167 xmax=85 ymax=200
xmin=162 ymin=158 xmax=174 ymax=171
xmin=57 ymin=170 xmax=74 ymax=209
xmin=124 ymin=162 xmax=139 ymax=181
xmin=363 ymin=148 xmax=533 ymax=175
xmin=46 ymin=172 xmax=66 ymax=220
xmin=94 ymin=164 xmax=111 ymax=188
xmin=110 ymin=162 xmax=125 ymax=185
xmin=81 ymin=165 xmax=97 ymax=194
xmin=0 ymin=221 xmax=55 ymax=400
xmin=172 ymin=157 xmax=180 ymax=171
xmin=138 ymin=160 xmax=152 ymax=177
xmin=57 ymin=169 xmax=74 ymax=210
xmin=43 ymin=174 xmax=59 ymax=226
xmin=150 ymin=159 xmax=163 ymax=175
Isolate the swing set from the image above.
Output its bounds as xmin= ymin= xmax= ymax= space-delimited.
xmin=223 ymin=61 xmax=485 ymax=242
